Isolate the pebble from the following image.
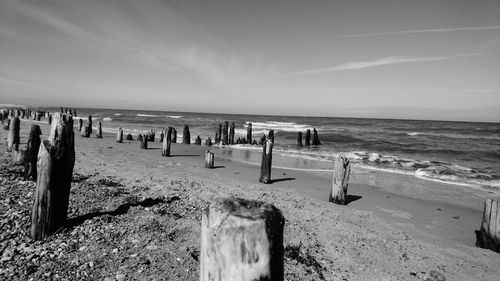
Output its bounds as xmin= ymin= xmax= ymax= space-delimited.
xmin=138 ymin=257 xmax=150 ymax=265
xmin=429 ymin=270 xmax=445 ymax=281
xmin=116 ymin=273 xmax=126 ymax=281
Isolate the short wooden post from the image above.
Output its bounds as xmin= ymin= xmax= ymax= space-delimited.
xmin=30 ymin=113 xmax=75 ymax=240
xmin=205 ymin=151 xmax=214 ymax=169
xmin=6 ymin=117 xmax=20 ymax=152
xmin=24 ymin=124 xmax=42 ymax=181
xmin=329 ymin=154 xmax=351 ymax=205
xmin=312 ymin=128 xmax=321 ymax=145
xmin=297 ymin=131 xmax=303 ymax=147
xmin=222 ymin=121 xmax=229 ymax=145
xmin=36 ymin=113 xmax=41 ymax=121
xmin=48 ymin=114 xmax=52 ymax=125
xmin=126 ymin=133 xmax=133 ymax=141
xmin=229 ymin=122 xmax=235 ymax=145
xmin=96 ymin=122 xmax=102 ymax=138
xmin=116 ymin=128 xmax=123 ymax=143
xmin=172 ymin=128 xmax=177 ymax=143
xmin=246 ymin=123 xmax=252 ymax=144
xmin=78 ymin=119 xmax=83 ymax=131
xmin=200 ymin=197 xmax=284 ymax=281
xmin=204 ymin=137 xmax=212 ymax=146
xmin=477 ymin=199 xmax=500 ymax=252
xmin=140 ymin=134 xmax=148 ymax=149
xmin=195 ymin=136 xmax=202 ymax=145
xmin=183 ymin=125 xmax=190 ymax=144
xmin=162 ymin=128 xmax=172 ymax=157
xmin=305 ymin=129 xmax=311 ymax=146
xmin=259 ymin=131 xmax=274 ymax=184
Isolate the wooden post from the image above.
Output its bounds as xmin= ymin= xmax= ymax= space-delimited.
xmin=162 ymin=127 xmax=172 ymax=157
xmin=172 ymin=128 xmax=177 ymax=143
xmin=116 ymin=128 xmax=123 ymax=143
xmin=477 ymin=199 xmax=500 ymax=252
xmin=78 ymin=119 xmax=83 ymax=131
xmin=87 ymin=115 xmax=92 ymax=136
xmin=3 ymin=119 xmax=9 ymax=130
xmin=305 ymin=129 xmax=311 ymax=146
xmin=48 ymin=114 xmax=52 ymax=125
xmin=183 ymin=125 xmax=190 ymax=144
xmin=297 ymin=131 xmax=303 ymax=147
xmin=195 ymin=136 xmax=202 ymax=145
xmin=30 ymin=113 xmax=75 ymax=240
xmin=259 ymin=131 xmax=274 ymax=184
xmin=140 ymin=134 xmax=148 ymax=149
xmin=247 ymin=123 xmax=252 ymax=144
xmin=159 ymin=130 xmax=164 ymax=143
xmin=126 ymin=133 xmax=133 ymax=141
xmin=6 ymin=117 xmax=20 ymax=152
xmin=312 ymin=128 xmax=321 ymax=145
xmin=96 ymin=122 xmax=102 ymax=138
xmin=215 ymin=123 xmax=222 ymax=144
xmin=229 ymin=122 xmax=235 ymax=145
xmin=222 ymin=121 xmax=229 ymax=145
xmin=205 ymin=151 xmax=214 ymax=169
xmin=12 ymin=149 xmax=26 ymax=165
xmin=200 ymin=197 xmax=284 ymax=281
xmin=204 ymin=137 xmax=212 ymax=146
xmin=329 ymin=154 xmax=351 ymax=205
xmin=24 ymin=124 xmax=42 ymax=181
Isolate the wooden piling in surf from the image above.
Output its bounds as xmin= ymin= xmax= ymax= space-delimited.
xmin=477 ymin=199 xmax=500 ymax=253
xmin=78 ymin=119 xmax=83 ymax=132
xmin=140 ymin=134 xmax=148 ymax=149
xmin=195 ymin=136 xmax=202 ymax=145
xmin=183 ymin=125 xmax=191 ymax=144
xmin=48 ymin=114 xmax=52 ymax=125
xmin=305 ymin=129 xmax=311 ymax=146
xmin=96 ymin=122 xmax=102 ymax=138
xmin=297 ymin=131 xmax=303 ymax=147
xmin=329 ymin=154 xmax=351 ymax=205
xmin=88 ymin=115 xmax=92 ymax=135
xmin=24 ymin=124 xmax=42 ymax=181
xmin=6 ymin=117 xmax=20 ymax=152
xmin=205 ymin=151 xmax=214 ymax=169
xmin=30 ymin=113 xmax=75 ymax=240
xmin=259 ymin=130 xmax=274 ymax=184
xmin=200 ymin=197 xmax=284 ymax=281
xmin=215 ymin=123 xmax=222 ymax=144
xmin=312 ymin=128 xmax=321 ymax=145
xmin=162 ymin=127 xmax=172 ymax=157
xmin=126 ymin=133 xmax=133 ymax=141
xmin=222 ymin=121 xmax=229 ymax=145
xmin=172 ymin=128 xmax=177 ymax=143
xmin=229 ymin=122 xmax=235 ymax=145
xmin=247 ymin=123 xmax=252 ymax=144
xmin=116 ymin=128 xmax=123 ymax=143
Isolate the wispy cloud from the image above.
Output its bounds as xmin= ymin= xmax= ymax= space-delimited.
xmin=340 ymin=26 xmax=500 ymax=38
xmin=290 ymin=54 xmax=480 ymax=76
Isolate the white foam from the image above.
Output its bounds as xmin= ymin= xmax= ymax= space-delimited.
xmin=243 ymin=120 xmax=311 ymax=132
xmin=137 ymin=114 xmax=157 ymax=117
xmin=103 ymin=117 xmax=112 ymax=121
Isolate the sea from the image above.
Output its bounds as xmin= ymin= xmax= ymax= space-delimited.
xmin=50 ymin=107 xmax=500 ymax=189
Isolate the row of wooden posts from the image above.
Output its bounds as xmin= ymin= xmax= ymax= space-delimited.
xmin=2 ymin=110 xmax=499 ymax=281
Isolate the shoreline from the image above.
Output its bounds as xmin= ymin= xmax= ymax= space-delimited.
xmin=1 ymin=117 xmax=499 ymax=280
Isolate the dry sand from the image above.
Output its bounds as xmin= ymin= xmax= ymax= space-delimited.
xmin=1 ymin=117 xmax=500 ymax=280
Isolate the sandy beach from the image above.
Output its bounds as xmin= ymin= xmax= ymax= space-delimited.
xmin=1 ymin=117 xmax=500 ymax=281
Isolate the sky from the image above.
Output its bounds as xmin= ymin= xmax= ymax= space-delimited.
xmin=0 ymin=0 xmax=499 ymax=122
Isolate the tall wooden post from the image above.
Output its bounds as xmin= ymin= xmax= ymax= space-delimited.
xmin=172 ymin=128 xmax=177 ymax=143
xmin=24 ymin=124 xmax=42 ymax=181
xmin=30 ymin=113 xmax=75 ymax=240
xmin=222 ymin=121 xmax=229 ymax=145
xmin=162 ymin=128 xmax=172 ymax=157
xmin=215 ymin=123 xmax=222 ymax=144
xmin=87 ymin=115 xmax=92 ymax=136
xmin=329 ymin=154 xmax=351 ymax=205
xmin=96 ymin=122 xmax=102 ymax=138
xmin=116 ymin=128 xmax=123 ymax=143
xmin=477 ymin=199 xmax=500 ymax=253
xmin=305 ymin=129 xmax=311 ymax=146
xmin=229 ymin=122 xmax=235 ymax=145
xmin=140 ymin=134 xmax=148 ymax=149
xmin=205 ymin=151 xmax=214 ymax=169
xmin=48 ymin=114 xmax=52 ymax=125
xmin=78 ymin=119 xmax=83 ymax=132
xmin=297 ymin=132 xmax=303 ymax=147
xmin=200 ymin=197 xmax=284 ymax=281
xmin=247 ymin=123 xmax=252 ymax=144
xmin=6 ymin=117 xmax=20 ymax=152
xmin=183 ymin=125 xmax=191 ymax=144
xmin=312 ymin=128 xmax=321 ymax=145
xmin=259 ymin=131 xmax=274 ymax=184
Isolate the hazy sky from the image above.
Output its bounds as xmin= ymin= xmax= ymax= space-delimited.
xmin=1 ymin=0 xmax=499 ymax=121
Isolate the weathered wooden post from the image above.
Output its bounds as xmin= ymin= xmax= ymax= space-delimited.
xmin=48 ymin=114 xmax=52 ymax=125
xmin=126 ymin=133 xmax=133 ymax=141
xmin=477 ymin=199 xmax=500 ymax=253
xmin=140 ymin=134 xmax=148 ymax=149
xmin=162 ymin=128 xmax=172 ymax=157
xmin=30 ymin=113 xmax=75 ymax=240
xmin=329 ymin=154 xmax=351 ymax=205
xmin=12 ymin=149 xmax=25 ymax=165
xmin=73 ymin=109 xmax=77 ymax=117
xmin=172 ymin=128 xmax=177 ymax=143
xmin=183 ymin=125 xmax=190 ymax=144
xmin=77 ymin=119 xmax=83 ymax=131
xmin=195 ymin=136 xmax=202 ymax=145
xmin=205 ymin=150 xmax=214 ymax=169
xmin=96 ymin=122 xmax=102 ymax=138
xmin=229 ymin=122 xmax=235 ymax=145
xmin=215 ymin=123 xmax=222 ymax=144
xmin=305 ymin=129 xmax=311 ymax=146
xmin=159 ymin=130 xmax=164 ymax=143
xmin=116 ymin=128 xmax=123 ymax=143
xmin=36 ymin=113 xmax=41 ymax=121
xmin=3 ymin=119 xmax=9 ymax=130
xmin=297 ymin=132 xmax=303 ymax=147
xmin=200 ymin=197 xmax=284 ymax=281
xmin=87 ymin=115 xmax=92 ymax=135
xmin=247 ymin=123 xmax=252 ymax=144
xmin=6 ymin=117 xmax=20 ymax=152
xmin=204 ymin=137 xmax=212 ymax=146
xmin=312 ymin=128 xmax=321 ymax=145
xmin=24 ymin=124 xmax=42 ymax=181
xmin=259 ymin=130 xmax=274 ymax=184
xmin=222 ymin=121 xmax=229 ymax=145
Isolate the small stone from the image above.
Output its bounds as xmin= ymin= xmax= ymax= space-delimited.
xmin=89 ymin=261 xmax=94 ymax=268
xmin=430 ymin=270 xmax=445 ymax=281
xmin=138 ymin=257 xmax=150 ymax=265
xmin=116 ymin=273 xmax=126 ymax=281
xmin=452 ymin=214 xmax=460 ymax=219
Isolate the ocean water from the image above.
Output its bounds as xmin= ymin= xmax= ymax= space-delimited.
xmin=53 ymin=107 xmax=500 ymax=189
